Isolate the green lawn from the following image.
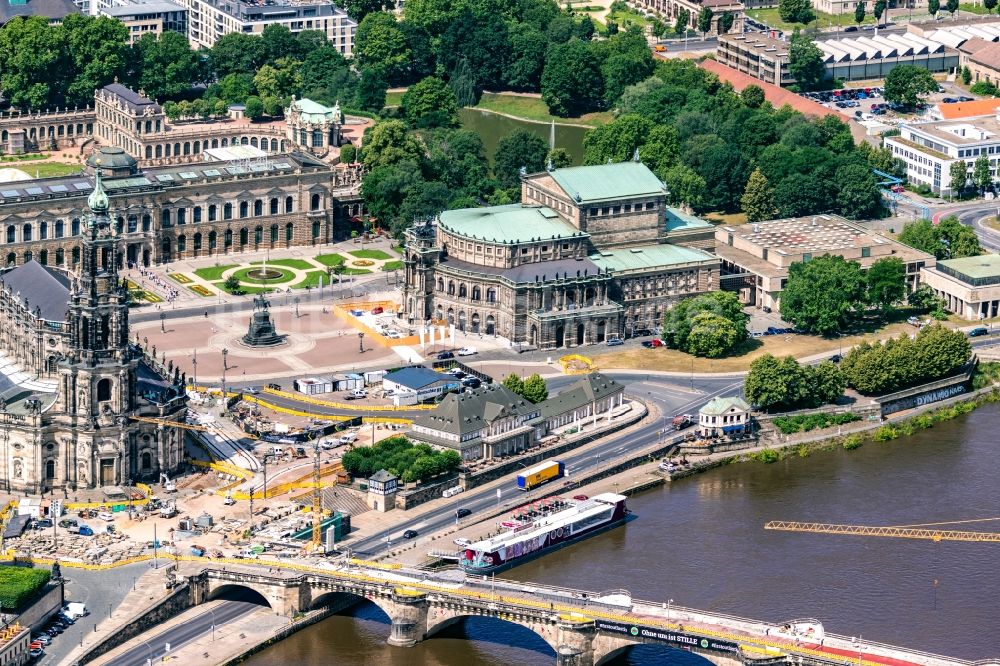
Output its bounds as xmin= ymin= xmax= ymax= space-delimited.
xmin=7 ymin=162 xmax=84 ymax=178
xmin=605 ymin=6 xmax=651 ymax=29
xmin=385 ymin=91 xmax=404 ymax=107
xmin=746 ymin=7 xmax=877 ymax=30
xmin=381 ymin=260 xmax=404 ymax=272
xmin=473 ymin=93 xmax=613 ymax=128
xmin=250 ymin=258 xmax=315 ymax=270
xmin=314 ymin=253 xmax=346 ymax=267
xmin=958 ymin=3 xmax=993 ymax=14
xmin=212 ymin=280 xmax=275 ymax=295
xmin=341 ymin=267 xmax=372 ymax=275
xmin=292 ymin=270 xmax=335 ymax=289
xmin=231 ymin=266 xmax=296 ymax=284
xmin=194 ymin=264 xmax=238 ymax=281
xmin=349 ymin=248 xmax=393 ymax=260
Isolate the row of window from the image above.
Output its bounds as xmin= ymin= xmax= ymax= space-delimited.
xmin=161 ymin=194 xmax=322 ymax=226
xmin=587 ymin=201 xmax=657 ymax=217
xmin=163 ymin=221 xmax=323 ymax=252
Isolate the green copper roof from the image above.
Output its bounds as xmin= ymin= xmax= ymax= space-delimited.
xmin=292 ymin=98 xmax=340 ymax=123
xmin=588 ymin=243 xmax=715 ymax=273
xmin=549 ymin=162 xmax=665 ymax=204
xmin=936 ymin=254 xmax=1000 ymax=280
xmin=438 ymin=204 xmax=581 ymax=244
xmin=666 ymin=207 xmax=713 ymax=232
xmin=700 ymin=396 xmax=751 ymax=416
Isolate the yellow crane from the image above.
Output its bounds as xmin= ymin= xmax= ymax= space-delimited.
xmin=764 ymin=519 xmax=1000 ymax=543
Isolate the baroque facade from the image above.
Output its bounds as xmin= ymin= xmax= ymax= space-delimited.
xmin=0 ymin=173 xmax=187 ymax=494
xmin=402 ymin=161 xmax=719 ymax=349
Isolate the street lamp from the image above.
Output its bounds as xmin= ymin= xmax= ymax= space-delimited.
xmin=192 ymin=350 xmax=197 ymax=391
xmin=221 ymin=348 xmax=229 ymax=409
xmin=159 ymin=312 xmax=166 ymax=333
xmin=358 ymin=331 xmax=365 ymax=354
xmin=294 ymin=296 xmax=300 ymax=318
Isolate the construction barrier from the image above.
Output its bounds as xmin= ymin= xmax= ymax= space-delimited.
xmin=560 ymin=354 xmax=597 ymax=375
xmin=263 ymin=387 xmax=435 ymax=412
xmin=243 ymin=395 xmax=353 ymax=420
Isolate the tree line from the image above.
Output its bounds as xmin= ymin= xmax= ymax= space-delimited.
xmin=840 ymin=325 xmax=971 ymax=395
xmin=341 ymin=435 xmax=461 ymax=483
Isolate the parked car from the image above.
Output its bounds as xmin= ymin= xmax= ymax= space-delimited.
xmin=437 ymin=351 xmax=455 ymax=360
xmin=958 ymin=96 xmax=974 ymax=102
xmin=967 ymin=326 xmax=989 ymax=337
xmin=97 ymin=512 xmax=114 ymax=522
xmin=344 ymin=389 xmax=367 ymax=400
xmin=942 ymin=97 xmax=957 ymax=104
xmin=891 ymin=184 xmax=905 ymax=193
xmin=266 ymin=383 xmax=282 ymax=391
xmin=454 ymin=537 xmax=472 ymax=547
xmin=458 ymin=346 xmax=477 ymax=356
xmin=30 ymin=648 xmax=44 ymax=658
xmin=402 ymin=529 xmax=418 ymax=539
xmin=245 ymin=386 xmax=261 ymax=395
xmin=78 ymin=525 xmax=94 ymax=536
xmin=339 ymin=432 xmax=358 ymax=445
xmin=843 ymin=25 xmax=858 ymax=31
xmin=461 ymin=377 xmax=482 ymax=389
xmin=34 ymin=519 xmax=52 ymax=530
xmin=447 ymin=369 xmax=467 ymax=378
xmin=371 ymin=306 xmax=384 ymax=315
xmin=762 ymin=306 xmax=772 ymax=313
xmin=573 ymin=494 xmax=590 ymax=501
xmin=57 ymin=518 xmax=77 ymax=529
xmin=456 ymin=508 xmax=472 ymax=518
xmin=606 ymin=338 xmax=624 ymax=346
xmin=830 ymin=354 xmax=843 ymax=363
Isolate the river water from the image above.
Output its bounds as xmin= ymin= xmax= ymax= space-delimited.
xmin=247 ymin=405 xmax=1000 ymax=665
xmin=458 ymin=108 xmax=590 ymax=166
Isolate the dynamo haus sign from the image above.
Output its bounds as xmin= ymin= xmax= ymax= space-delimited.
xmin=595 ymin=620 xmax=740 ymax=653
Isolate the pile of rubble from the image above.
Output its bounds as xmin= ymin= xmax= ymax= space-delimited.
xmin=6 ymin=530 xmax=149 ymax=566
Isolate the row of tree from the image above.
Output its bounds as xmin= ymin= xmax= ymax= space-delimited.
xmin=780 ymin=255 xmax=906 ymax=337
xmin=502 ymin=373 xmax=550 ymax=404
xmin=897 ymin=217 xmax=982 ymax=261
xmin=745 ymin=355 xmax=845 ymax=411
xmin=661 ymin=292 xmax=749 ymax=358
xmin=840 ymin=325 xmax=971 ymax=395
xmin=341 ymin=435 xmax=461 ymax=483
xmin=575 ymin=59 xmax=885 ymax=219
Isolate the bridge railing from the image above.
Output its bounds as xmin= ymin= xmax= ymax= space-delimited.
xmin=823 ymin=632 xmax=984 ymax=666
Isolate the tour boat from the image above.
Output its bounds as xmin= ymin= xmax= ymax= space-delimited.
xmin=459 ymin=493 xmax=631 ymax=574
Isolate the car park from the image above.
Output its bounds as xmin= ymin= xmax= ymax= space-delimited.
xmin=402 ymin=529 xmax=418 ymax=539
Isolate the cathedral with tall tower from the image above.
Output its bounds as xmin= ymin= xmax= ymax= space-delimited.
xmin=0 ymin=171 xmax=187 ymax=494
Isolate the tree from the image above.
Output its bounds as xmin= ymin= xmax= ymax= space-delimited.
xmin=253 ymin=57 xmax=303 ymax=100
xmin=696 ymin=7 xmax=714 ymax=38
xmin=354 ymin=12 xmax=410 ymax=84
xmin=450 ymin=58 xmax=477 ymax=108
xmin=663 ymin=165 xmax=706 ymax=209
xmin=719 ymin=11 xmax=735 ymax=33
xmin=361 ymin=120 xmax=424 ymax=170
xmin=835 ymin=163 xmax=881 ymax=219
xmin=223 ymin=275 xmax=243 ymax=294
xmin=335 ymin=0 xmax=392 ymax=21
xmin=540 ymin=39 xmax=604 ymax=117
xmin=908 ymin=283 xmax=942 ymax=312
xmin=340 ymin=144 xmax=357 ymax=164
xmin=741 ymin=84 xmax=766 ymax=109
xmin=505 ymin=23 xmax=548 ymax=90
xmin=854 ymin=1 xmax=866 ymax=27
xmin=841 ymin=326 xmax=969 ymax=395
xmin=809 ymin=360 xmax=846 ymax=405
xmin=216 ymin=73 xmax=254 ymax=104
xmin=134 ymin=31 xmax=203 ymax=100
xmin=883 ymin=64 xmax=937 ymax=108
xmin=741 ymin=168 xmax=777 ymax=222
xmin=402 ymin=76 xmax=459 ymax=128
xmin=874 ymin=0 xmax=886 ymax=23
xmin=494 ymin=129 xmax=548 ymax=189
xmin=865 ymin=257 xmax=906 ymax=313
xmin=779 ymin=0 xmax=815 ymax=23
xmin=946 ymin=0 xmax=958 ymax=15
xmin=0 ymin=16 xmax=72 ymax=109
xmin=928 ymin=0 xmax=940 ymax=15
xmin=744 ymin=354 xmax=799 ymax=410
xmin=547 ymin=148 xmax=573 ymax=169
xmin=502 ymin=373 xmax=525 ymax=396
xmin=522 ymin=374 xmax=549 ymax=403
xmin=898 ymin=217 xmax=981 ymax=259
xmin=780 ymin=255 xmax=866 ymax=336
xmin=986 ymin=0 xmax=998 ymax=13
xmin=583 ymin=114 xmax=654 ymax=164
xmin=62 ymin=15 xmax=129 ymax=106
xmin=244 ymin=96 xmax=264 ymax=121
xmin=651 ymin=19 xmax=668 ymax=38
xmin=949 ymin=160 xmax=968 ymax=197
xmin=210 ymin=33 xmax=266 ymax=80
xmin=687 ymin=311 xmax=740 ymax=358
xmin=674 ymin=9 xmax=690 ymax=35
xmin=960 ymin=65 xmax=972 ymax=86
xmin=973 ymin=154 xmax=993 ymax=194
xmin=788 ymin=32 xmax=826 ymax=91
xmin=355 ymin=67 xmax=388 ymax=112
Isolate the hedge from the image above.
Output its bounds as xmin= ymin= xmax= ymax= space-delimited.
xmin=0 ymin=566 xmax=50 ymax=610
xmin=773 ymin=412 xmax=860 ymax=435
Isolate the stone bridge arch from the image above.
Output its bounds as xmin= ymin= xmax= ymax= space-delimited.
xmin=307 ymin=587 xmax=396 ymax=624
xmin=424 ymin=602 xmax=561 ymax=655
xmin=593 ymin=633 xmax=745 ymax=666
xmin=197 ymin=571 xmax=304 ymax=617
xmin=206 ymin=583 xmax=273 ymax=609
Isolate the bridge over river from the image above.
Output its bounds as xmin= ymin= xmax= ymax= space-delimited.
xmin=101 ymin=559 xmax=999 ymax=666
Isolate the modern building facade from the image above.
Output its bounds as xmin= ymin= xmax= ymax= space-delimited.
xmin=628 ymin=0 xmax=745 ymax=35
xmin=98 ymin=0 xmax=188 ymax=43
xmin=919 ymin=254 xmax=1000 ymax=320
xmin=885 ymin=111 xmax=1000 ymax=196
xmin=402 ymin=161 xmax=720 ymax=349
xmin=0 ymin=174 xmax=187 ymax=494
xmin=715 ymin=215 xmax=935 ymax=310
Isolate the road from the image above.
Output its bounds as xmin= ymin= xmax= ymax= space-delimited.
xmin=346 ymin=372 xmax=743 ymax=557
xmin=102 ymin=599 xmax=262 ymax=666
xmin=937 ymin=203 xmax=1000 ymax=252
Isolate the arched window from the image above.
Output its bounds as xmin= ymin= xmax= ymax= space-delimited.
xmin=459 ymin=284 xmax=467 ymax=298
xmin=270 ymin=224 xmax=278 ymax=242
xmin=285 ymin=222 xmax=293 ymax=241
xmin=22 ymin=224 xmax=31 ymax=242
xmin=141 ymin=451 xmax=152 ymax=472
xmin=437 ymin=278 xmax=444 ymax=292
xmin=39 ymin=249 xmax=48 ymax=265
xmin=161 ymin=209 xmax=171 ymax=227
xmin=55 ymin=220 xmax=64 ymax=238
xmin=208 ymin=205 xmax=217 ymax=222
xmin=72 ymin=218 xmax=80 ymax=235
xmin=6 ymin=225 xmax=14 ymax=243
xmin=5 ymin=252 xmax=14 ymax=266
xmin=487 ymin=288 xmax=496 ymax=303
xmin=46 ymin=459 xmax=55 ymax=480
xmin=177 ymin=234 xmax=186 ymax=252
xmin=208 ymin=231 xmax=217 ymax=250
xmin=145 ymin=146 xmax=152 ymax=159
xmin=193 ymin=232 xmax=202 ymax=251
xmin=142 ymin=214 xmax=151 ymax=231
xmin=472 ymin=287 xmax=481 ymax=301
xmin=177 ymin=208 xmax=187 ymax=225
xmin=72 ymin=247 xmax=80 ymax=264
xmin=225 ymin=229 xmax=233 ymax=247
xmin=40 ymin=221 xmax=48 ymax=240
xmin=193 ymin=206 xmax=202 ymax=224
xmin=312 ymin=220 xmax=321 ymax=239
xmin=239 ymin=227 xmax=248 ymax=245
xmin=155 ymin=144 xmax=162 ymax=158
xmin=310 ymin=193 xmax=321 ymax=211
xmin=224 ymin=203 xmax=233 ymax=220
xmin=23 ymin=251 xmax=31 ymax=264
xmin=254 ymin=200 xmax=263 ymax=216
xmin=285 ymin=196 xmax=294 ymax=213
xmin=97 ymin=378 xmax=112 ymax=401
xmin=239 ymin=202 xmax=248 ymax=218
xmin=254 ymin=226 xmax=263 ymax=243
xmin=447 ymin=281 xmax=455 ymax=296
xmin=270 ymin=198 xmax=278 ymax=215
xmin=56 ymin=248 xmax=65 ymax=265
xmin=127 ymin=216 xmax=137 ymax=233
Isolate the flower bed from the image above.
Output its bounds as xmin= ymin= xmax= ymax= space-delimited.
xmin=351 ymin=259 xmax=375 ymax=267
xmin=168 ymin=272 xmax=193 ymax=284
xmin=231 ymin=266 xmax=295 ymax=285
xmin=188 ymin=284 xmax=214 ymax=297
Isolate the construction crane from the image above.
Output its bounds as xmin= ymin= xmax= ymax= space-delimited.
xmin=764 ymin=520 xmax=1000 ymax=543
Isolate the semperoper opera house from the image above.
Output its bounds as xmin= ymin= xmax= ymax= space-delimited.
xmin=402 ymin=161 xmax=719 ymax=349
xmin=0 ymin=175 xmax=187 ymax=495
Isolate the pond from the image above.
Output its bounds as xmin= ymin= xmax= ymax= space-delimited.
xmin=458 ymin=108 xmax=590 ymax=166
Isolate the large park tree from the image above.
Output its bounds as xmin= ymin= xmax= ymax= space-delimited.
xmin=494 ymin=129 xmax=548 ymax=190
xmin=741 ymin=168 xmax=777 ymax=222
xmin=788 ymin=32 xmax=826 ymax=90
xmin=898 ymin=217 xmax=982 ymax=259
xmin=779 ymin=0 xmax=815 ymax=23
xmin=662 ymin=291 xmax=748 ymax=357
xmin=883 ymin=65 xmax=937 ymax=108
xmin=401 ymin=76 xmax=459 ymax=128
xmin=744 ymin=355 xmax=845 ymax=410
xmin=865 ymin=257 xmax=906 ymax=313
xmin=780 ymin=255 xmax=866 ymax=336
xmin=541 ymin=39 xmax=605 ymax=117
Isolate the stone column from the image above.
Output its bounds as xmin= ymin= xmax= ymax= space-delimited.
xmin=387 ymin=591 xmax=429 ymax=648
xmin=555 ymin=619 xmax=596 ymax=666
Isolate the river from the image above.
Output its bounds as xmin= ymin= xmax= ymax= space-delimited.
xmin=246 ymin=405 xmax=1000 ymax=665
xmin=458 ymin=108 xmax=590 ymax=165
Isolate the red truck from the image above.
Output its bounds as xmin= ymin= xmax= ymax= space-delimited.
xmin=672 ymin=414 xmax=693 ymax=430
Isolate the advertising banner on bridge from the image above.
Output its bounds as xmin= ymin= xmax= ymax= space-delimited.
xmin=594 ymin=620 xmax=740 ymax=654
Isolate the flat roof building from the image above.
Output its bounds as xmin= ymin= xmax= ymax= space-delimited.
xmin=885 ymin=110 xmax=1000 ymax=196
xmin=715 ymin=215 xmax=935 ymax=310
xmin=99 ymin=0 xmax=187 ymax=43
xmin=920 ymin=254 xmax=1000 ymax=320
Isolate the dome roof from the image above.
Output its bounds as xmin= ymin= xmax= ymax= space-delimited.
xmin=0 ymin=168 xmax=32 ymax=183
xmin=86 ymin=146 xmax=138 ymax=170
